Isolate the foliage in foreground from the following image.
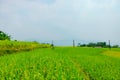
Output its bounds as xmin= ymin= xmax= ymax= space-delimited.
xmin=0 ymin=48 xmax=86 ymax=80
xmin=0 ymin=47 xmax=120 ymax=79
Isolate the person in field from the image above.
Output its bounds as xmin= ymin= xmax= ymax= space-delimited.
xmin=51 ymin=43 xmax=54 ymax=49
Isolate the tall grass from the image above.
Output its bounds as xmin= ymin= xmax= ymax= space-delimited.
xmin=0 ymin=40 xmax=50 ymax=55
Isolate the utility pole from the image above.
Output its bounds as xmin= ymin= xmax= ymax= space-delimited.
xmin=73 ymin=40 xmax=75 ymax=48
xmin=109 ymin=40 xmax=111 ymax=49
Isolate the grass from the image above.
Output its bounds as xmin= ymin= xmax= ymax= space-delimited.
xmin=0 ymin=40 xmax=50 ymax=55
xmin=0 ymin=47 xmax=120 ymax=79
xmin=62 ymin=47 xmax=120 ymax=80
xmin=102 ymin=50 xmax=120 ymax=58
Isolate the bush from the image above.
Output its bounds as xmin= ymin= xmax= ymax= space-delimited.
xmin=0 ymin=31 xmax=11 ymax=40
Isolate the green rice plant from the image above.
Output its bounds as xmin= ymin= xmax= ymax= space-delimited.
xmin=0 ymin=47 xmax=120 ymax=79
xmin=0 ymin=48 xmax=86 ymax=80
xmin=58 ymin=47 xmax=120 ymax=80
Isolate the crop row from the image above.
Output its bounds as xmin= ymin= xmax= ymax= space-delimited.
xmin=0 ymin=47 xmax=120 ymax=79
xmin=0 ymin=48 xmax=85 ymax=80
xmin=60 ymin=47 xmax=120 ymax=80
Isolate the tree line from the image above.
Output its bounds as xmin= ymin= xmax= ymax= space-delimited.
xmin=0 ymin=30 xmax=119 ymax=48
xmin=77 ymin=42 xmax=119 ymax=48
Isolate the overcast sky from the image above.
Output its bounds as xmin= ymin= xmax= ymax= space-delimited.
xmin=0 ymin=0 xmax=120 ymax=45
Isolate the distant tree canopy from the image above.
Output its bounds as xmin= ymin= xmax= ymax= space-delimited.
xmin=0 ymin=31 xmax=11 ymax=40
xmin=78 ymin=42 xmax=119 ymax=48
xmin=78 ymin=42 xmax=110 ymax=48
xmin=112 ymin=45 xmax=119 ymax=48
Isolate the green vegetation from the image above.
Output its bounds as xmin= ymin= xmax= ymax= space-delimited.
xmin=0 ymin=47 xmax=120 ymax=79
xmin=78 ymin=42 xmax=119 ymax=48
xmin=102 ymin=50 xmax=120 ymax=58
xmin=0 ymin=30 xmax=50 ymax=55
xmin=0 ymin=31 xmax=11 ymax=40
xmin=0 ymin=40 xmax=50 ymax=55
xmin=63 ymin=48 xmax=120 ymax=80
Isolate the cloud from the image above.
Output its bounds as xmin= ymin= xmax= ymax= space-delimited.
xmin=0 ymin=0 xmax=120 ymax=45
xmin=85 ymin=0 xmax=117 ymax=9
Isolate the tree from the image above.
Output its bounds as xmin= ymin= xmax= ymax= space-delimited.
xmin=80 ymin=44 xmax=87 ymax=47
xmin=0 ymin=31 xmax=11 ymax=40
xmin=87 ymin=42 xmax=96 ymax=47
xmin=112 ymin=45 xmax=119 ymax=48
xmin=96 ymin=42 xmax=106 ymax=47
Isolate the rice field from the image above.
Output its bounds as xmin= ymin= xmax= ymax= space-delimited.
xmin=0 ymin=47 xmax=120 ymax=80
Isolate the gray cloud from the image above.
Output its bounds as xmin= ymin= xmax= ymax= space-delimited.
xmin=0 ymin=0 xmax=120 ymax=45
